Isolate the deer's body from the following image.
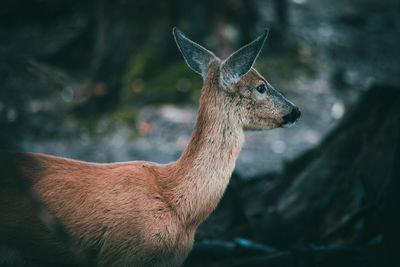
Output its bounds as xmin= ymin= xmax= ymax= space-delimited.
xmin=2 ymin=153 xmax=195 ymax=266
xmin=0 ymin=28 xmax=300 ymax=266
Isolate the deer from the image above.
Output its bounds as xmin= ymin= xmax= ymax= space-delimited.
xmin=0 ymin=27 xmax=300 ymax=267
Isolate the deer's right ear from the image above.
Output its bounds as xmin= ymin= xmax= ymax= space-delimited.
xmin=220 ymin=30 xmax=268 ymax=91
xmin=173 ymin=27 xmax=215 ymax=79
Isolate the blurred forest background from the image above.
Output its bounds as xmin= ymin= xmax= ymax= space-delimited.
xmin=0 ymin=0 xmax=399 ymax=266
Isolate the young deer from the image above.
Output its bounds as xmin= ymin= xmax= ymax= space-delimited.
xmin=0 ymin=27 xmax=300 ymax=266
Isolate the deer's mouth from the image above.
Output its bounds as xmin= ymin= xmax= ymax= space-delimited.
xmin=281 ymin=121 xmax=297 ymax=128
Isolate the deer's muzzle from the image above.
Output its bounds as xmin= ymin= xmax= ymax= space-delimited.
xmin=282 ymin=106 xmax=301 ymax=125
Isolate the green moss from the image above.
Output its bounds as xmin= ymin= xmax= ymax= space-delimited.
xmin=123 ymin=60 xmax=202 ymax=104
xmin=122 ymin=46 xmax=153 ymax=91
xmin=75 ymin=113 xmax=100 ymax=133
xmin=110 ymin=108 xmax=138 ymax=124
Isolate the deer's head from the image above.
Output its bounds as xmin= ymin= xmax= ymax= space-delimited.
xmin=173 ymin=27 xmax=300 ymax=130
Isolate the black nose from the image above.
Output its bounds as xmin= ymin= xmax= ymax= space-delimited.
xmin=282 ymin=106 xmax=301 ymax=124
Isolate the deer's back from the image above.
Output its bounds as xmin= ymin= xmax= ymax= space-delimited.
xmin=0 ymin=151 xmax=194 ymax=266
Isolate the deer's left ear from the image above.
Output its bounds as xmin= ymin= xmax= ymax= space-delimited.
xmin=220 ymin=30 xmax=269 ymax=90
xmin=173 ymin=27 xmax=215 ymax=79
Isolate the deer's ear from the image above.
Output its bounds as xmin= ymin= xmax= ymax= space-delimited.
xmin=173 ymin=27 xmax=215 ymax=79
xmin=220 ymin=30 xmax=269 ymax=89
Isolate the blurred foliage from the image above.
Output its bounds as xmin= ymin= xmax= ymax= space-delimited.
xmin=123 ymin=61 xmax=203 ymax=104
xmin=256 ymin=36 xmax=316 ymax=81
xmin=0 ymin=0 xmax=272 ymax=144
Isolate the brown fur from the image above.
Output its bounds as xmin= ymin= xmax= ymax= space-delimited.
xmin=0 ymin=57 xmax=296 ymax=266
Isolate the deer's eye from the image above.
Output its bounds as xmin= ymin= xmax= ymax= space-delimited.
xmin=256 ymin=84 xmax=267 ymax=94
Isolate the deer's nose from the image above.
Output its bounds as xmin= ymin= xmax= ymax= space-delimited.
xmin=282 ymin=106 xmax=301 ymax=124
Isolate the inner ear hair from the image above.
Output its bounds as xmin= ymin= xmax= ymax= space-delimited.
xmin=220 ymin=30 xmax=269 ymax=90
xmin=173 ymin=27 xmax=216 ymax=79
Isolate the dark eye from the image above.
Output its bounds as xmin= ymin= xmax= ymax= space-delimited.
xmin=256 ymin=84 xmax=267 ymax=94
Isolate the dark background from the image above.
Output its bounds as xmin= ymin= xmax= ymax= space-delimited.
xmin=0 ymin=0 xmax=399 ymax=266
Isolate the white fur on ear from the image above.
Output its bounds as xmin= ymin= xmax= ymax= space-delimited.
xmin=219 ymin=65 xmax=239 ymax=92
xmin=220 ymin=30 xmax=269 ymax=90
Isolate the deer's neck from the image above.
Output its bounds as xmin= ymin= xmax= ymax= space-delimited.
xmin=170 ymin=86 xmax=244 ymax=227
